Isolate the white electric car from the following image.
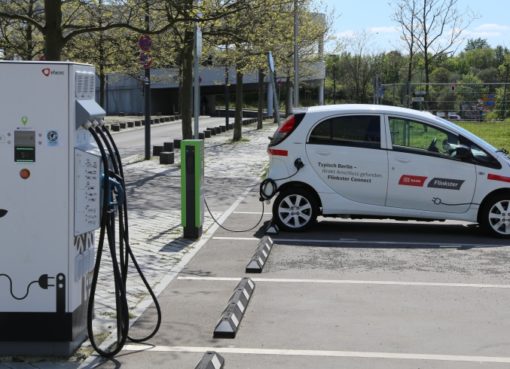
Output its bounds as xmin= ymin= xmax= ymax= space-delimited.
xmin=263 ymin=104 xmax=510 ymax=237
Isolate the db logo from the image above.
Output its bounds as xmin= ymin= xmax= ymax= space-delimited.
xmin=42 ymin=68 xmax=51 ymax=77
xmin=399 ymin=175 xmax=427 ymax=187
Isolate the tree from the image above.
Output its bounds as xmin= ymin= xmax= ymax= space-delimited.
xmin=392 ymin=0 xmax=475 ymax=97
xmin=465 ymin=37 xmax=490 ymax=51
xmin=392 ymin=0 xmax=418 ymax=106
xmin=0 ymin=0 xmax=173 ymax=61
xmin=0 ymin=0 xmax=44 ymax=60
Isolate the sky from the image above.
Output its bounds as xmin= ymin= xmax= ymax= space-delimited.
xmin=320 ymin=0 xmax=510 ymax=54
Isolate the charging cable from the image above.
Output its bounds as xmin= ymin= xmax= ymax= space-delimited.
xmin=259 ymin=158 xmax=304 ymax=201
xmin=204 ymin=197 xmax=265 ymax=233
xmin=87 ymin=123 xmax=161 ymax=358
xmin=203 ymin=158 xmax=305 ymax=232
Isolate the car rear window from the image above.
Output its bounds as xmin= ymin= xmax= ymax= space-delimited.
xmin=308 ymin=115 xmax=381 ymax=148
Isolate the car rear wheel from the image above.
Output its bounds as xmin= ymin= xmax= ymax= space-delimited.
xmin=273 ymin=188 xmax=318 ymax=231
xmin=480 ymin=194 xmax=510 ymax=237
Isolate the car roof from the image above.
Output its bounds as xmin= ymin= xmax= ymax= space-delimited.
xmin=300 ymin=104 xmax=497 ymax=152
xmin=305 ymin=104 xmax=434 ymax=119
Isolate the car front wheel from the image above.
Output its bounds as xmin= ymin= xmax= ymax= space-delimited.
xmin=273 ymin=188 xmax=318 ymax=231
xmin=480 ymin=194 xmax=510 ymax=237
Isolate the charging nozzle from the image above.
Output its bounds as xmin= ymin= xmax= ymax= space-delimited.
xmin=294 ymin=158 xmax=304 ymax=170
xmin=83 ymin=120 xmax=93 ymax=129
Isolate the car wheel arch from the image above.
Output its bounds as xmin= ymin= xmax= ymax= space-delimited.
xmin=277 ymin=181 xmax=322 ymax=214
xmin=477 ymin=188 xmax=510 ymax=223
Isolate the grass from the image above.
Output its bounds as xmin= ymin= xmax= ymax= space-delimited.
xmin=456 ymin=121 xmax=510 ymax=149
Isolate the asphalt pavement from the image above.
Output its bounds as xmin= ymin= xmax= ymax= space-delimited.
xmin=82 ymin=185 xmax=510 ymax=369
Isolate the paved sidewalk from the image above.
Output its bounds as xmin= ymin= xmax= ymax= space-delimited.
xmin=0 ymin=122 xmax=276 ymax=369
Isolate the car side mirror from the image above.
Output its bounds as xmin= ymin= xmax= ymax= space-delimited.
xmin=455 ymin=146 xmax=472 ymax=160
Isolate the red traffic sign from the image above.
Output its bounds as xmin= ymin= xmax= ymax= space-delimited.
xmin=138 ymin=34 xmax=152 ymax=52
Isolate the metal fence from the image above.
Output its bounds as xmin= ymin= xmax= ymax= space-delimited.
xmin=377 ymin=82 xmax=510 ymax=121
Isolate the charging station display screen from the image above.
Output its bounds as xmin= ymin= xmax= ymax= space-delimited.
xmin=14 ymin=131 xmax=36 ymax=162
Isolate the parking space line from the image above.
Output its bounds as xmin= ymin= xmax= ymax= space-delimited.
xmin=178 ymin=276 xmax=510 ymax=289
xmin=213 ymin=236 xmax=260 ymax=241
xmin=212 ymin=236 xmax=507 ymax=249
xmin=233 ymin=211 xmax=272 ymax=215
xmin=122 ymin=344 xmax=510 ymax=363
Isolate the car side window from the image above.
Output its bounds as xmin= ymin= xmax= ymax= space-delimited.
xmin=308 ymin=115 xmax=381 ymax=148
xmin=389 ymin=117 xmax=458 ymax=157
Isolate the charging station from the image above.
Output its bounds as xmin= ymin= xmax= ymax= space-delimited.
xmin=0 ymin=61 xmax=105 ymax=356
xmin=181 ymin=140 xmax=204 ymax=239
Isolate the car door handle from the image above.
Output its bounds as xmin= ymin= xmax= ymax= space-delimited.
xmin=396 ymin=158 xmax=410 ymax=163
xmin=316 ymin=151 xmax=330 ymax=156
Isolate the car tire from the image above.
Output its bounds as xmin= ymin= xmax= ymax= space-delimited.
xmin=273 ymin=188 xmax=318 ymax=232
xmin=479 ymin=193 xmax=510 ymax=237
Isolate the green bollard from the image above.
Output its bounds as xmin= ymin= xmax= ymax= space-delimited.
xmin=181 ymin=140 xmax=204 ymax=239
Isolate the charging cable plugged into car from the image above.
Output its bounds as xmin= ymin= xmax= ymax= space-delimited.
xmin=259 ymin=157 xmax=304 ymax=201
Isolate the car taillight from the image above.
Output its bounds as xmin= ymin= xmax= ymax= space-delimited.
xmin=269 ymin=113 xmax=305 ymax=146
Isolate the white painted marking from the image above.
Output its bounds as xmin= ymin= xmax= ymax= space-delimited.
xmin=237 ymin=300 xmax=245 ymax=313
xmin=242 ymin=289 xmax=250 ymax=300
xmin=178 ymin=276 xmax=510 ymax=289
xmin=214 ymin=236 xmax=259 ymax=241
xmin=213 ymin=236 xmax=507 ymax=249
xmin=231 ymin=313 xmax=239 ymax=327
xmin=233 ymin=211 xmax=272 ymax=215
xmin=211 ymin=354 xmax=221 ymax=369
xmin=122 ymin=344 xmax=510 ymax=364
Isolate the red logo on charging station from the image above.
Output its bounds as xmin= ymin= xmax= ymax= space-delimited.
xmin=399 ymin=175 xmax=427 ymax=187
xmin=41 ymin=68 xmax=64 ymax=77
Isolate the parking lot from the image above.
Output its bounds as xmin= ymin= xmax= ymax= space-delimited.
xmin=92 ymin=189 xmax=510 ymax=369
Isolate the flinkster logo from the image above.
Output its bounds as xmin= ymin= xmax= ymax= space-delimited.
xmin=0 ymin=209 xmax=7 ymax=218
xmin=41 ymin=68 xmax=65 ymax=77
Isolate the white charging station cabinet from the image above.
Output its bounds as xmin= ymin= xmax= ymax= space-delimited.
xmin=0 ymin=61 xmax=105 ymax=356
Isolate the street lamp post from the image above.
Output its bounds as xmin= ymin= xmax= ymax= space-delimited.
xmin=293 ymin=0 xmax=299 ymax=108
xmin=225 ymin=44 xmax=229 ymax=129
xmin=143 ymin=0 xmax=151 ymax=160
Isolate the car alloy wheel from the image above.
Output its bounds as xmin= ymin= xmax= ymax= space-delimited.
xmin=480 ymin=194 xmax=510 ymax=237
xmin=273 ymin=188 xmax=317 ymax=231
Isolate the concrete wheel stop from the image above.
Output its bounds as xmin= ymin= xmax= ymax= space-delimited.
xmin=213 ymin=278 xmax=255 ymax=338
xmin=245 ymin=236 xmax=274 ymax=273
xmin=194 ymin=351 xmax=225 ymax=369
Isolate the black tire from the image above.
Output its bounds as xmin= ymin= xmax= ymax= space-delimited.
xmin=272 ymin=188 xmax=318 ymax=232
xmin=479 ymin=193 xmax=510 ymax=237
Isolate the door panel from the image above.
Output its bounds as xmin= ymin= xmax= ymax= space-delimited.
xmin=387 ymin=152 xmax=476 ymax=213
xmin=307 ymin=145 xmax=389 ymax=206
xmin=386 ymin=116 xmax=477 ymax=213
xmin=305 ymin=114 xmax=388 ymax=207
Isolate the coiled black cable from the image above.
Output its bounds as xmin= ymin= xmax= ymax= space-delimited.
xmin=259 ymin=159 xmax=304 ymax=201
xmin=99 ymin=126 xmax=162 ymax=343
xmin=87 ymin=125 xmax=161 ymax=358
